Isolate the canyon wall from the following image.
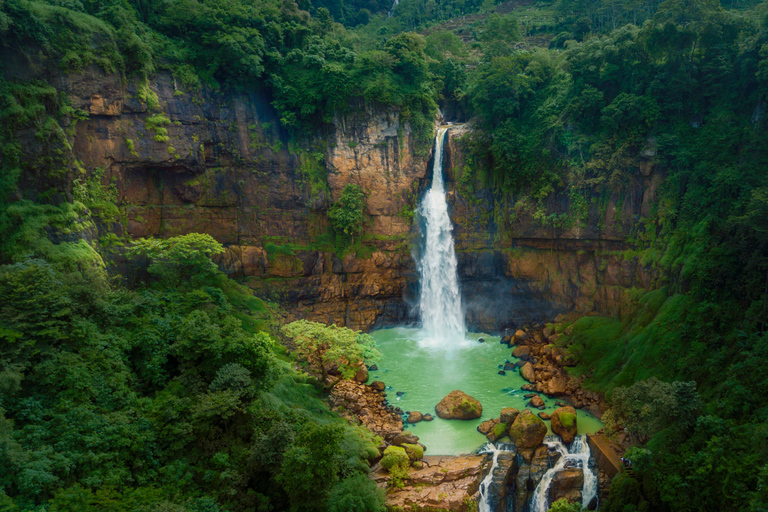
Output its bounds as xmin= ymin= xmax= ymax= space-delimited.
xmin=5 ymin=60 xmax=664 ymax=332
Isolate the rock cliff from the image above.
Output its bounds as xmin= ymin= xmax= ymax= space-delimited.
xmin=5 ymin=56 xmax=663 ymax=332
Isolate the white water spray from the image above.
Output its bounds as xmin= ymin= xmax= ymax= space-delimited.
xmin=477 ymin=443 xmax=502 ymax=512
xmin=530 ymin=435 xmax=598 ymax=512
xmin=417 ymin=126 xmax=466 ymax=347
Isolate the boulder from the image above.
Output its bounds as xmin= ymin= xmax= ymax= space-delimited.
xmin=370 ymin=381 xmax=385 ymax=391
xmin=548 ymin=467 xmax=584 ymax=504
xmin=529 ymin=395 xmax=545 ymax=408
xmin=435 ymin=390 xmax=483 ymax=420
xmin=512 ymin=346 xmax=531 ymax=358
xmin=392 ymin=431 xmax=420 ymax=446
xmin=551 ymin=406 xmax=578 ymax=444
xmin=501 ymin=335 xmax=513 ymax=345
xmin=508 ymin=409 xmax=547 ymax=449
xmin=500 ymin=408 xmax=520 ymax=424
xmin=538 ymin=412 xmax=551 ymax=421
xmin=520 ymin=363 xmax=536 ymax=383
xmin=408 ymin=411 xmax=423 ymax=423
xmin=546 ymin=375 xmax=568 ymax=396
xmin=423 ymin=414 xmax=434 ymax=421
xmin=487 ymin=422 xmax=509 ymax=442
xmin=515 ymin=329 xmax=528 ymax=340
xmin=543 ymin=325 xmax=554 ymax=338
xmin=354 ymin=365 xmax=369 ymax=383
xmin=477 ymin=419 xmax=497 ymax=435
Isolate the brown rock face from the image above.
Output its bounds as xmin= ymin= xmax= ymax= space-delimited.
xmin=551 ymin=406 xmax=578 ymax=444
xmin=500 ymin=408 xmax=520 ymax=424
xmin=549 ymin=468 xmax=584 ymax=505
xmin=508 ymin=409 xmax=547 ymax=449
xmin=375 ymin=454 xmax=487 ymax=512
xmin=435 ymin=390 xmax=483 ymax=420
xmin=521 ymin=363 xmax=536 ymax=383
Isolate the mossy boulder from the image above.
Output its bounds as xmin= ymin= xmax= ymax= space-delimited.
xmin=402 ymin=443 xmax=424 ymax=462
xmin=435 ymin=390 xmax=483 ymax=420
xmin=488 ymin=422 xmax=508 ymax=442
xmin=381 ymin=445 xmax=409 ymax=471
xmin=551 ymin=406 xmax=578 ymax=443
xmin=508 ymin=409 xmax=547 ymax=449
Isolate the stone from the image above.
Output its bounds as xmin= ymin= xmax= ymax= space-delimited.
xmin=529 ymin=395 xmax=545 ymax=408
xmin=408 ymin=411 xmax=423 ymax=423
xmin=508 ymin=409 xmax=547 ymax=449
xmin=498 ymin=370 xmax=507 ymax=375
xmin=500 ymin=408 xmax=520 ymax=424
xmin=487 ymin=421 xmax=509 ymax=442
xmin=549 ymin=468 xmax=584 ymax=504
xmin=515 ymin=361 xmax=527 ymax=368
xmin=422 ymin=414 xmax=434 ymax=421
xmin=512 ymin=346 xmax=531 ymax=358
xmin=370 ymin=381 xmax=385 ymax=391
xmin=501 ymin=335 xmax=513 ymax=345
xmin=369 ymin=364 xmax=378 ymax=371
xmin=551 ymin=406 xmax=578 ymax=444
xmin=392 ymin=431 xmax=420 ymax=446
xmin=520 ymin=363 xmax=536 ymax=383
xmin=543 ymin=325 xmax=554 ymax=338
xmin=556 ymin=401 xmax=568 ymax=407
xmin=478 ymin=338 xmax=485 ymax=343
xmin=435 ymin=390 xmax=483 ymax=420
xmin=538 ymin=412 xmax=551 ymax=420
xmin=477 ymin=419 xmax=497 ymax=435
xmin=521 ymin=384 xmax=536 ymax=391
xmin=515 ymin=329 xmax=528 ymax=339
xmin=354 ymin=365 xmax=368 ymax=383
xmin=524 ymin=393 xmax=537 ymax=399
xmin=504 ymin=362 xmax=515 ymax=370
xmin=547 ymin=375 xmax=569 ymax=396
xmin=396 ymin=391 xmax=405 ymax=396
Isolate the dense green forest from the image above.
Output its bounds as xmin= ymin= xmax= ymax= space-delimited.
xmin=3 ymin=0 xmax=768 ymax=509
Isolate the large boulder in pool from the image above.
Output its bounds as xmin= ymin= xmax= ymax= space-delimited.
xmin=435 ymin=390 xmax=483 ymax=420
xmin=551 ymin=406 xmax=578 ymax=443
xmin=508 ymin=409 xmax=547 ymax=449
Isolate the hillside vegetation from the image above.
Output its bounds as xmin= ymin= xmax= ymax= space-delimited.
xmin=3 ymin=0 xmax=768 ymax=510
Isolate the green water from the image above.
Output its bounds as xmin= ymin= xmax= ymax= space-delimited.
xmin=368 ymin=327 xmax=604 ymax=455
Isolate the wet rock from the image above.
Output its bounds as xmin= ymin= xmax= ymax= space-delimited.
xmin=556 ymin=401 xmax=568 ymax=407
xmin=524 ymin=393 xmax=537 ymax=399
xmin=408 ymin=411 xmax=423 ymax=423
xmin=369 ymin=364 xmax=378 ymax=371
xmin=547 ymin=375 xmax=569 ymax=396
xmin=485 ymin=449 xmax=519 ymax=512
xmin=477 ymin=419 xmax=497 ymax=435
xmin=396 ymin=391 xmax=405 ymax=396
xmin=504 ymin=362 xmax=516 ymax=370
xmin=520 ymin=363 xmax=536 ymax=383
xmin=515 ymin=361 xmax=527 ymax=369
xmin=370 ymin=381 xmax=385 ymax=391
xmin=538 ymin=412 xmax=551 ymax=421
xmin=435 ymin=390 xmax=483 ymax=420
xmin=501 ymin=335 xmax=513 ymax=345
xmin=498 ymin=370 xmax=507 ymax=376
xmin=551 ymin=406 xmax=578 ymax=444
xmin=512 ymin=346 xmax=531 ymax=358
xmin=392 ymin=431 xmax=419 ymax=446
xmin=500 ymin=408 xmax=520 ymax=424
xmin=508 ymin=409 xmax=547 ymax=449
xmin=521 ymin=384 xmax=536 ymax=391
xmin=549 ymin=467 xmax=584 ymax=504
xmin=529 ymin=395 xmax=545 ymax=408
xmin=423 ymin=414 xmax=434 ymax=421
xmin=478 ymin=338 xmax=485 ymax=343
xmin=354 ymin=365 xmax=369 ymax=383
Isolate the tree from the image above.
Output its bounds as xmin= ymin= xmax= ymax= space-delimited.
xmin=607 ymin=378 xmax=701 ymax=443
xmin=281 ymin=320 xmax=380 ymax=390
xmin=328 ymin=184 xmax=367 ymax=244
xmin=130 ymin=233 xmax=225 ymax=287
xmin=547 ymin=498 xmax=582 ymax=512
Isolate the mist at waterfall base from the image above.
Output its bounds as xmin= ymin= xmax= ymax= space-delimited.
xmin=368 ymin=328 xmax=604 ymax=455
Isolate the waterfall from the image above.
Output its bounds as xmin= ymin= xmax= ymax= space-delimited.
xmin=530 ymin=435 xmax=599 ymax=512
xmin=477 ymin=443 xmax=502 ymax=512
xmin=417 ymin=126 xmax=466 ymax=347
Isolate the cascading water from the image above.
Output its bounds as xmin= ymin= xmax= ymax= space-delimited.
xmin=530 ymin=435 xmax=599 ymax=512
xmin=417 ymin=126 xmax=466 ymax=347
xmin=477 ymin=443 xmax=502 ymax=512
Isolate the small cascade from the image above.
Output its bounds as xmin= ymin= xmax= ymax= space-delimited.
xmin=477 ymin=444 xmax=502 ymax=512
xmin=388 ymin=0 xmax=399 ymax=16
xmin=530 ymin=435 xmax=598 ymax=512
xmin=416 ymin=126 xmax=466 ymax=347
